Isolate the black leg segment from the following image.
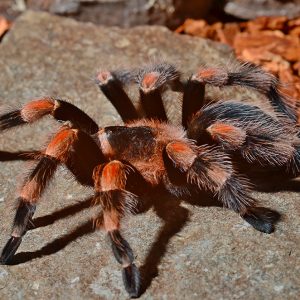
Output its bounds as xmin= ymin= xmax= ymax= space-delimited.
xmin=0 ymin=110 xmax=26 ymax=131
xmin=96 ymin=71 xmax=139 ymax=122
xmin=109 ymin=230 xmax=141 ymax=298
xmin=136 ymin=63 xmax=180 ymax=122
xmin=0 ymin=200 xmax=36 ymax=264
xmin=182 ymin=78 xmax=205 ymax=128
xmin=242 ymin=207 xmax=281 ymax=234
xmin=139 ymin=89 xmax=168 ymax=121
xmin=52 ymin=100 xmax=99 ymax=134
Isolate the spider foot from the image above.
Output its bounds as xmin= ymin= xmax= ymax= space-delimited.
xmin=242 ymin=207 xmax=281 ymax=234
xmin=111 ymin=231 xmax=134 ymax=264
xmin=122 ymin=263 xmax=140 ymax=298
xmin=109 ymin=230 xmax=141 ymax=298
xmin=0 ymin=201 xmax=36 ymax=264
xmin=0 ymin=236 xmax=22 ymax=264
xmin=95 ymin=70 xmax=138 ymax=122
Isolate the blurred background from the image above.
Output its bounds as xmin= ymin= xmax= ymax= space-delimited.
xmin=1 ymin=0 xmax=300 ymax=118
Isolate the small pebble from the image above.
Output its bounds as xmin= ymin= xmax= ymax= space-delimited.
xmin=32 ymin=282 xmax=39 ymax=290
xmin=115 ymin=38 xmax=130 ymax=49
xmin=70 ymin=276 xmax=80 ymax=284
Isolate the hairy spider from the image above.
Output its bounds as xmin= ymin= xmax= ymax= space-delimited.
xmin=0 ymin=61 xmax=299 ymax=298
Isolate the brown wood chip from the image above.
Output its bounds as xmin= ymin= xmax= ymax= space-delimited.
xmin=176 ymin=16 xmax=300 ymax=122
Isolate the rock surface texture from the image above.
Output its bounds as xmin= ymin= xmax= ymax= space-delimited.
xmin=0 ymin=11 xmax=299 ymax=300
xmin=225 ymin=0 xmax=300 ymax=19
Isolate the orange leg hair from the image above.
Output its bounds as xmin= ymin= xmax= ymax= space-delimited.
xmin=165 ymin=140 xmax=280 ymax=232
xmin=93 ymin=161 xmax=140 ymax=298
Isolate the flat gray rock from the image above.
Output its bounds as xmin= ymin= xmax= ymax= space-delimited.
xmin=0 ymin=11 xmax=299 ymax=300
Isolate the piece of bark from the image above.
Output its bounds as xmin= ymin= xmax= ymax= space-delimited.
xmin=176 ymin=19 xmax=209 ymax=37
xmin=288 ymin=17 xmax=300 ymax=28
xmin=293 ymin=61 xmax=300 ymax=76
xmin=176 ymin=15 xmax=300 ymax=122
xmin=218 ymin=23 xmax=241 ymax=46
xmin=234 ymin=31 xmax=300 ymax=62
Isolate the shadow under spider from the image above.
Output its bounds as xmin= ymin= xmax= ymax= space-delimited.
xmin=139 ymin=193 xmax=191 ymax=294
xmin=11 ymin=220 xmax=95 ymax=265
xmin=1 ymin=150 xmax=299 ymax=295
xmin=10 ymin=197 xmax=95 ymax=265
xmin=7 ymin=180 xmax=216 ymax=295
xmin=10 ymin=189 xmax=213 ymax=293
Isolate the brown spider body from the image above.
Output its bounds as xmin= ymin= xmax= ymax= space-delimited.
xmin=0 ymin=61 xmax=299 ymax=298
xmin=99 ymin=121 xmax=188 ymax=185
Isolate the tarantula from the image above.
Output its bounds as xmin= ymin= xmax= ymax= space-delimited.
xmin=0 ymin=61 xmax=299 ymax=298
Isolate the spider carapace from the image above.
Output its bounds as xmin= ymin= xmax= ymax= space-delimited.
xmin=0 ymin=62 xmax=299 ymax=298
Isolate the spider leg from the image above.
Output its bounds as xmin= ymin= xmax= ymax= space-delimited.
xmin=135 ymin=63 xmax=181 ymax=121
xmin=182 ymin=78 xmax=205 ymax=129
xmin=93 ymin=161 xmax=140 ymax=298
xmin=0 ymin=126 xmax=103 ymax=264
xmin=187 ymin=101 xmax=300 ymax=173
xmin=165 ymin=141 xmax=279 ymax=233
xmin=0 ymin=98 xmax=99 ymax=134
xmin=0 ymin=150 xmax=40 ymax=161
xmin=0 ymin=201 xmax=36 ymax=264
xmin=0 ymin=127 xmax=68 ymax=263
xmin=96 ymin=71 xmax=139 ymax=122
xmin=192 ymin=62 xmax=297 ymax=122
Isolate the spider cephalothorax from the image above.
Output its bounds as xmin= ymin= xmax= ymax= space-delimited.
xmin=0 ymin=61 xmax=299 ymax=298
